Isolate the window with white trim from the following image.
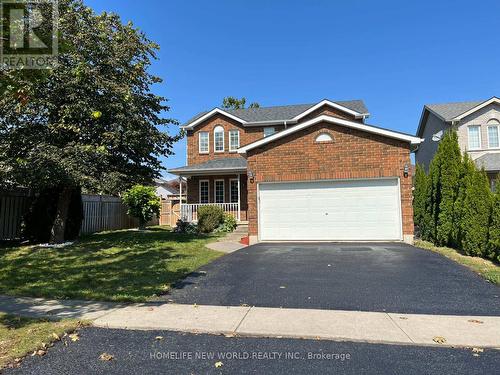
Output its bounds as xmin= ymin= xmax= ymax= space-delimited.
xmin=315 ymin=133 xmax=334 ymax=142
xmin=214 ymin=180 xmax=224 ymax=203
xmin=199 ymin=180 xmax=209 ymax=203
xmin=230 ymin=179 xmax=239 ymax=203
xmin=468 ymin=125 xmax=481 ymax=150
xmin=214 ymin=125 xmax=224 ymax=152
xmin=487 ymin=124 xmax=499 ymax=148
xmin=229 ymin=129 xmax=240 ymax=151
xmin=263 ymin=127 xmax=276 ymax=137
xmin=199 ymin=132 xmax=209 ymax=153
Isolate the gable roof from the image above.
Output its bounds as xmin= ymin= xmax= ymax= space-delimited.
xmin=417 ymin=97 xmax=500 ymax=137
xmin=237 ymin=115 xmax=423 ymax=154
xmin=182 ymin=99 xmax=369 ymax=129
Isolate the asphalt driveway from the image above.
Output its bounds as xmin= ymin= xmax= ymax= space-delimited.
xmin=8 ymin=328 xmax=500 ymax=375
xmin=165 ymin=243 xmax=500 ymax=315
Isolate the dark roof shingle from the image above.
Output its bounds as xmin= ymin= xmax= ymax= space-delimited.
xmin=169 ymin=157 xmax=247 ymax=174
xmin=474 ymin=153 xmax=500 ymax=172
xmin=182 ymin=100 xmax=369 ymax=127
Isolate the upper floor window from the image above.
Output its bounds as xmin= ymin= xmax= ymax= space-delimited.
xmin=487 ymin=121 xmax=499 ymax=149
xmin=214 ymin=125 xmax=224 ymax=152
xmin=199 ymin=132 xmax=209 ymax=153
xmin=229 ymin=129 xmax=240 ymax=152
xmin=263 ymin=127 xmax=276 ymax=137
xmin=468 ymin=125 xmax=481 ymax=150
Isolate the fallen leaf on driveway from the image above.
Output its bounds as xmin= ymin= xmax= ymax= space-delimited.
xmin=99 ymin=353 xmax=114 ymax=361
xmin=279 ymin=286 xmax=286 ymax=289
xmin=433 ymin=336 xmax=446 ymax=344
xmin=224 ymin=333 xmax=236 ymax=338
xmin=472 ymin=347 xmax=484 ymax=353
xmin=68 ymin=333 xmax=79 ymax=342
xmin=193 ymin=303 xmax=198 ymax=308
xmin=468 ymin=319 xmax=484 ymax=324
xmin=214 ymin=361 xmax=223 ymax=368
xmin=399 ymin=317 xmax=408 ymax=320
xmin=32 ymin=349 xmax=46 ymax=357
xmin=155 ymin=336 xmax=163 ymax=341
xmin=240 ymin=303 xmax=249 ymax=307
xmin=51 ymin=333 xmax=60 ymax=341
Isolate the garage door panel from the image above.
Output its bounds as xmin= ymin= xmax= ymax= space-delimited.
xmin=259 ymin=179 xmax=401 ymax=241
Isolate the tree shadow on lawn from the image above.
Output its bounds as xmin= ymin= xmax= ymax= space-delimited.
xmin=0 ymin=228 xmax=221 ymax=302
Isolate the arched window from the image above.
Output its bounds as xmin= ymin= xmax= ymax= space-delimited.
xmin=487 ymin=119 xmax=500 ymax=149
xmin=214 ymin=125 xmax=224 ymax=152
xmin=315 ymin=132 xmax=334 ymax=143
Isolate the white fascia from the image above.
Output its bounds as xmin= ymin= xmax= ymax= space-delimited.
xmin=452 ymin=97 xmax=500 ymax=122
xmin=182 ymin=108 xmax=246 ymax=130
xmin=237 ymin=115 xmax=423 ymax=154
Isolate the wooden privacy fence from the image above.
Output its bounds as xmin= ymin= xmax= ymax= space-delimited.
xmin=0 ymin=190 xmax=32 ymax=241
xmin=159 ymin=198 xmax=182 ymax=227
xmin=0 ymin=191 xmax=160 ymax=241
xmin=80 ymin=194 xmax=139 ymax=234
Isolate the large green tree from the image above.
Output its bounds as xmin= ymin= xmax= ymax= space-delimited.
xmin=460 ymin=167 xmax=492 ymax=256
xmin=221 ymin=96 xmax=260 ymax=110
xmin=0 ymin=0 xmax=178 ymax=242
xmin=488 ymin=179 xmax=500 ymax=262
xmin=426 ymin=130 xmax=462 ymax=245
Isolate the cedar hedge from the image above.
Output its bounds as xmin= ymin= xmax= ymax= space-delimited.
xmin=414 ymin=130 xmax=499 ymax=262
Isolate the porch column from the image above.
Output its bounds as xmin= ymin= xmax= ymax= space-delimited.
xmin=179 ymin=176 xmax=183 ymax=220
xmin=237 ymin=174 xmax=241 ymax=222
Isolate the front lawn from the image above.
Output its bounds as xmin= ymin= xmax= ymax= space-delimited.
xmin=0 ymin=227 xmax=222 ymax=302
xmin=0 ymin=313 xmax=82 ymax=369
xmin=415 ymin=240 xmax=500 ymax=285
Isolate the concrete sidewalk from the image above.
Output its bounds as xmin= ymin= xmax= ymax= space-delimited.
xmin=1 ymin=295 xmax=499 ymax=348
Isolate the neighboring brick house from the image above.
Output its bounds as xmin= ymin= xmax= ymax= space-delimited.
xmin=415 ymin=97 xmax=500 ymax=189
xmin=170 ymin=99 xmax=423 ymax=244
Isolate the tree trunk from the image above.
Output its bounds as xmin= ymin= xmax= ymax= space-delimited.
xmin=50 ymin=187 xmax=73 ymax=243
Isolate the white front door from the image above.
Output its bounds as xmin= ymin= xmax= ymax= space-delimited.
xmin=258 ymin=179 xmax=402 ymax=241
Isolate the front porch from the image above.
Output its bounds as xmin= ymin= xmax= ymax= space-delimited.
xmin=169 ymin=158 xmax=248 ymax=223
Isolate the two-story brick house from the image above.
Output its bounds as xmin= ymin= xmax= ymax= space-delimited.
xmin=415 ymin=97 xmax=500 ymax=189
xmin=170 ymin=99 xmax=423 ymax=244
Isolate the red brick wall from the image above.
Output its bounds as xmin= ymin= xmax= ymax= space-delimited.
xmin=186 ymin=174 xmax=248 ymax=221
xmin=186 ymin=114 xmax=285 ymax=165
xmin=246 ymin=122 xmax=414 ymax=238
xmin=299 ymin=104 xmax=361 ymax=122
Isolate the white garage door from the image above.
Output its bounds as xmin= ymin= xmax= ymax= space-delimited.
xmin=258 ymin=179 xmax=402 ymax=241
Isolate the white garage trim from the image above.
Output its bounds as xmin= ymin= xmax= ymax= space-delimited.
xmin=257 ymin=178 xmax=403 ymax=242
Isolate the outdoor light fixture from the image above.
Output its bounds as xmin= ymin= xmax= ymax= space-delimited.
xmin=404 ymin=164 xmax=409 ymax=178
xmin=248 ymin=170 xmax=255 ymax=183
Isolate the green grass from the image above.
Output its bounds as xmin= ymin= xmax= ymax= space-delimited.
xmin=0 ymin=226 xmax=223 ymax=302
xmin=0 ymin=313 xmax=82 ymax=369
xmin=415 ymin=240 xmax=500 ymax=285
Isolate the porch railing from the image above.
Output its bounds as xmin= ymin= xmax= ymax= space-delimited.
xmin=181 ymin=203 xmax=240 ymax=222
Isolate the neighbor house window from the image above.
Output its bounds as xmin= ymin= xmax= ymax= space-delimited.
xmin=487 ymin=125 xmax=499 ymax=148
xmin=199 ymin=180 xmax=209 ymax=203
xmin=230 ymin=179 xmax=239 ymax=203
xmin=229 ymin=129 xmax=240 ymax=151
xmin=468 ymin=125 xmax=481 ymax=150
xmin=214 ymin=125 xmax=224 ymax=152
xmin=199 ymin=132 xmax=209 ymax=153
xmin=263 ymin=127 xmax=276 ymax=137
xmin=214 ymin=180 xmax=224 ymax=203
